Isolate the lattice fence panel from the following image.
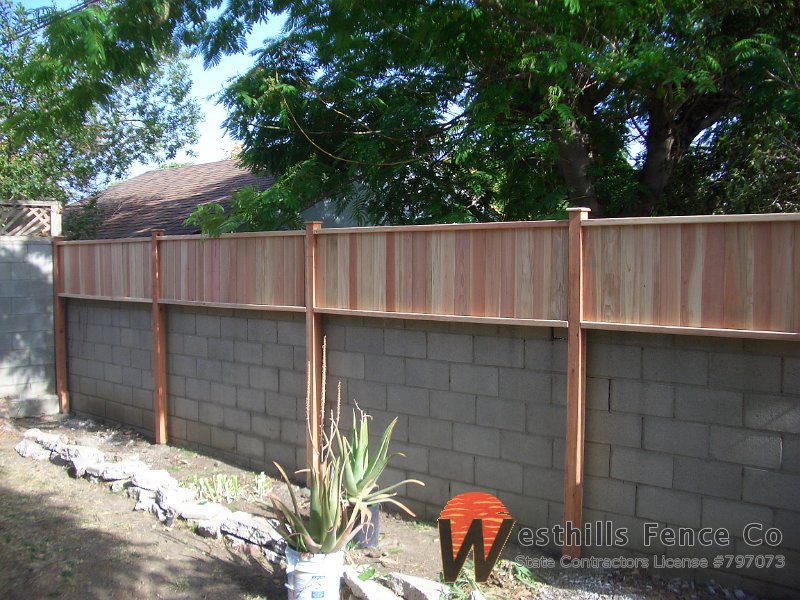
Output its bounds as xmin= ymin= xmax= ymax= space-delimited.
xmin=0 ymin=202 xmax=60 ymax=236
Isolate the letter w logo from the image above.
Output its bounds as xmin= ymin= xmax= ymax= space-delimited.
xmin=438 ymin=492 xmax=515 ymax=583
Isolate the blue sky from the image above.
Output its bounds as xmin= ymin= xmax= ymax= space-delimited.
xmin=20 ymin=0 xmax=285 ymax=179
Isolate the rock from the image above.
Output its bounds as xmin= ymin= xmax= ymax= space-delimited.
xmin=221 ymin=511 xmax=283 ymax=547
xmin=23 ymin=428 xmax=63 ymax=450
xmin=15 ymin=438 xmax=51 ymax=460
xmin=156 ymin=486 xmax=196 ymax=514
xmin=734 ymin=591 xmax=746 ymax=600
xmin=262 ymin=548 xmax=282 ymax=564
xmin=109 ymin=480 xmax=128 ymax=493
xmin=70 ymin=456 xmax=104 ymax=478
xmin=344 ymin=566 xmax=402 ymax=600
xmin=134 ymin=489 xmax=157 ymax=512
xmin=385 ymin=573 xmax=450 ymax=600
xmin=470 ymin=590 xmax=487 ymax=600
xmin=131 ymin=469 xmax=179 ymax=491
xmin=91 ymin=460 xmax=148 ymax=481
xmin=52 ymin=444 xmax=105 ymax=466
xmin=179 ymin=502 xmax=230 ymax=522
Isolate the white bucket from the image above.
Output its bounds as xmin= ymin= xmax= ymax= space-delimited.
xmin=285 ymin=547 xmax=343 ymax=600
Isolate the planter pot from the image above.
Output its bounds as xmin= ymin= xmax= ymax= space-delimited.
xmin=352 ymin=505 xmax=381 ymax=549
xmin=285 ymin=547 xmax=343 ymax=600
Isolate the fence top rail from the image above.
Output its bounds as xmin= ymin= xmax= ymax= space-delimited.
xmin=57 ymin=237 xmax=151 ymax=246
xmin=160 ymin=231 xmax=305 ymax=241
xmin=0 ymin=200 xmax=58 ymax=207
xmin=582 ymin=213 xmax=800 ymax=227
xmin=314 ymin=219 xmax=569 ymax=235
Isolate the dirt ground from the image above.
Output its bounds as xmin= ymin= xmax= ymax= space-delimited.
xmin=0 ymin=415 xmax=758 ymax=600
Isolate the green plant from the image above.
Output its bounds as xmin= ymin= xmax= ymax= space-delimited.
xmin=189 ymin=473 xmax=240 ymax=504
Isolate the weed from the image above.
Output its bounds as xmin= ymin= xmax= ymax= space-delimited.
xmin=188 ymin=473 xmax=240 ymax=503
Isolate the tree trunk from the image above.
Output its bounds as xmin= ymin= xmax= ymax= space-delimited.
xmin=632 ymin=105 xmax=679 ymax=216
xmin=555 ymin=123 xmax=602 ymax=216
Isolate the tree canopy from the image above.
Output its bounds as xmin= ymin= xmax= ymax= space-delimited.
xmin=186 ymin=0 xmax=800 ymax=231
xmin=0 ymin=0 xmax=202 ymax=204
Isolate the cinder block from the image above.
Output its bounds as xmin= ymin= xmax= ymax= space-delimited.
xmin=587 ymin=343 xmax=642 ymax=379
xmin=363 ymin=354 xmax=405 ymax=384
xmin=498 ymin=369 xmax=550 ymax=403
xmin=281 ymin=419 xmax=306 ymax=445
xmin=195 ymin=314 xmax=221 ymax=337
xmin=702 ymin=497 xmax=774 ymax=533
xmin=328 ymin=350 xmax=365 ymax=379
xmin=265 ymin=393 xmax=298 ymax=419
xmin=211 ymin=427 xmax=237 ymax=452
xmin=121 ymin=328 xmax=143 ymax=350
xmin=526 ymin=404 xmax=566 ymax=437
xmin=277 ymin=320 xmax=305 ymax=346
xmin=223 ymin=406 xmax=251 ymax=433
xmin=554 ymin=441 xmax=610 ymax=476
xmin=610 ymin=447 xmax=673 ymax=488
xmin=198 ymin=401 xmax=224 ymax=426
xmin=186 ymin=421 xmax=212 ymax=446
xmin=784 ymin=358 xmax=800 ymax=395
xmin=251 ymin=414 xmax=281 ymax=440
xmin=238 ymin=433 xmax=265 ymax=459
xmin=247 ymin=318 xmax=277 ymax=343
xmin=611 ymin=380 xmax=674 ymax=417
xmin=450 ymin=364 xmax=498 ymax=396
xmin=384 ymin=329 xmax=426 ymax=358
xmin=387 ymin=385 xmax=429 ymax=416
xmin=782 ymin=435 xmax=800 ymax=473
xmin=250 ymin=366 xmax=279 ymax=392
xmin=168 ymin=416 xmax=187 ymax=441
xmin=262 ymin=344 xmax=294 ymax=369
xmin=408 ymin=416 xmax=452 ymax=449
xmin=104 ymin=363 xmax=123 ymax=384
xmin=430 ymin=391 xmax=475 ymax=424
xmin=709 ymin=353 xmax=782 ymax=393
xmin=237 ymin=388 xmax=266 ymax=413
xmin=636 ymin=485 xmax=701 ymax=528
xmin=346 ymin=379 xmax=387 ymax=411
xmin=503 ymin=493 xmax=549 ymax=529
xmin=674 ymin=457 xmax=742 ymax=500
xmin=384 ymin=441 xmax=428 ymax=472
xmin=403 ymin=358 xmax=449 ymax=391
xmin=406 ymin=475 xmax=450 ymax=506
xmin=583 ymin=475 xmax=636 ymax=515
xmin=221 ymin=362 xmax=249 ymax=387
xmin=476 ymin=396 xmax=525 ymax=432
xmin=427 ymin=332 xmax=472 ymax=363
xmin=122 ymin=367 xmax=142 ymax=389
xmin=643 ymin=417 xmax=709 ymax=458
xmin=475 ymin=457 xmax=523 ymax=493
xmin=131 ymin=349 xmax=152 ymax=371
xmin=586 ymin=411 xmax=641 ymax=448
xmin=710 ymin=425 xmax=782 ymax=469
xmin=210 ymin=382 xmax=237 ymax=407
xmin=110 ymin=309 xmax=131 ymax=328
xmin=169 ymin=312 xmax=196 ymax=335
xmin=775 ymin=510 xmax=800 ymax=551
xmin=473 ymin=336 xmax=523 ymax=368
xmin=743 ymin=467 xmax=800 ymax=511
xmin=522 ymin=466 xmax=564 ymax=502
xmin=453 ymin=423 xmax=500 ymax=458
xmin=526 ymin=338 xmax=567 ymax=373
xmin=344 ymin=325 xmax=383 ymax=354
xmin=173 ymin=396 xmax=199 ymax=421
xmin=674 ymin=387 xmax=742 ymax=425
xmin=129 ymin=308 xmax=152 ymax=330
xmin=744 ymin=393 xmax=800 ymax=434
xmin=429 ymin=449 xmax=474 ymax=483
xmin=501 ymin=431 xmax=551 ymax=467
xmin=207 ymin=338 xmax=234 ymax=361
xmin=234 ymin=341 xmax=262 ymax=365
xmin=169 ymin=355 xmax=197 ymax=378
xmin=220 ymin=316 xmax=248 ymax=340
xmin=112 ymin=383 xmax=133 ymax=405
xmin=185 ymin=378 xmax=211 ymax=402
xmin=643 ymin=348 xmax=707 ymax=385
xmin=195 ymin=359 xmax=222 ymax=382
xmin=586 ymin=377 xmax=610 ymax=411
xmin=278 ymin=369 xmax=308 ymax=398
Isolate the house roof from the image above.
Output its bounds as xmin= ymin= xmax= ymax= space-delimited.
xmin=86 ymin=160 xmax=274 ymax=239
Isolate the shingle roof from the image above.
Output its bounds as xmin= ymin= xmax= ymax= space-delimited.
xmin=86 ymin=160 xmax=274 ymax=239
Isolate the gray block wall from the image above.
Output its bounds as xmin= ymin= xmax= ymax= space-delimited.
xmin=323 ymin=316 xmax=566 ymax=528
xmin=0 ymin=237 xmax=55 ymax=400
xmin=67 ymin=301 xmax=155 ymax=434
xmin=63 ymin=300 xmax=800 ymax=595
xmin=581 ymin=331 xmax=800 ymax=596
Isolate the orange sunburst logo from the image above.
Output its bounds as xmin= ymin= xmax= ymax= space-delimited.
xmin=438 ymin=492 xmax=515 ymax=583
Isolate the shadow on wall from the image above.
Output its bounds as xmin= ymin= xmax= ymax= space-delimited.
xmin=0 ymin=238 xmax=56 ymax=401
xmin=0 ymin=482 xmax=283 ymax=599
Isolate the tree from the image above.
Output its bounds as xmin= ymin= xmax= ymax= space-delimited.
xmin=0 ymin=0 xmax=202 ymax=204
xmin=186 ymin=0 xmax=799 ymax=231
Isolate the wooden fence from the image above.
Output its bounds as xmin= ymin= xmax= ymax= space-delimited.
xmin=0 ymin=201 xmax=61 ymax=237
xmin=51 ymin=211 xmax=800 ymax=558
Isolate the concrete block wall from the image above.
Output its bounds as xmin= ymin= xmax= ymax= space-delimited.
xmin=0 ymin=238 xmax=55 ymax=399
xmin=581 ymin=331 xmax=800 ymax=596
xmin=164 ymin=307 xmax=307 ymax=474
xmin=323 ymin=316 xmax=567 ymax=526
xmin=67 ymin=301 xmax=154 ymax=435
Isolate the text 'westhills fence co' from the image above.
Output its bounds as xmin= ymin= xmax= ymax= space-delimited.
xmin=51 ymin=211 xmax=800 ymax=557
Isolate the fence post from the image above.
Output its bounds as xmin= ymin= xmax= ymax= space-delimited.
xmin=151 ymin=230 xmax=168 ymax=444
xmin=49 ymin=201 xmax=62 ymax=237
xmin=52 ymin=236 xmax=69 ymax=413
xmin=305 ymin=221 xmax=324 ymax=477
xmin=563 ymin=207 xmax=590 ymax=558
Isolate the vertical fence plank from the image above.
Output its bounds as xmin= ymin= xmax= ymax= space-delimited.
xmin=563 ymin=207 xmax=590 ymax=558
xmin=151 ymin=230 xmax=168 ymax=444
xmin=305 ymin=222 xmax=323 ymax=476
xmin=52 ymin=237 xmax=69 ymax=413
